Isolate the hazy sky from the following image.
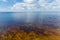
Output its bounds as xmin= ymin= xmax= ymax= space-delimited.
xmin=0 ymin=0 xmax=60 ymax=12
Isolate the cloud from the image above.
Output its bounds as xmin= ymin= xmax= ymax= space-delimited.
xmin=0 ymin=0 xmax=60 ymax=12
xmin=0 ymin=7 xmax=13 ymax=12
xmin=24 ymin=0 xmax=37 ymax=3
xmin=39 ymin=0 xmax=60 ymax=11
xmin=11 ymin=0 xmax=40 ymax=12
xmin=0 ymin=0 xmax=16 ymax=2
xmin=0 ymin=8 xmax=7 ymax=12
xmin=11 ymin=0 xmax=60 ymax=12
xmin=11 ymin=2 xmax=26 ymax=12
xmin=0 ymin=0 xmax=7 ymax=2
xmin=2 ymin=0 xmax=7 ymax=2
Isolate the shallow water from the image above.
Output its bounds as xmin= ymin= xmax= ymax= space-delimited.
xmin=0 ymin=12 xmax=60 ymax=28
xmin=0 ymin=12 xmax=60 ymax=40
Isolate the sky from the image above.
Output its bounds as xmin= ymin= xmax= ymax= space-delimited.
xmin=0 ymin=0 xmax=60 ymax=12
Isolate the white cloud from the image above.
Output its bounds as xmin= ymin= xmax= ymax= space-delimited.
xmin=3 ymin=0 xmax=7 ymax=2
xmin=11 ymin=2 xmax=26 ymax=12
xmin=0 ymin=0 xmax=7 ymax=2
xmin=11 ymin=0 xmax=39 ymax=12
xmin=1 ymin=0 xmax=60 ymax=12
xmin=39 ymin=0 xmax=60 ymax=11
xmin=24 ymin=0 xmax=37 ymax=3
xmin=24 ymin=0 xmax=39 ymax=11
xmin=0 ymin=8 xmax=7 ymax=12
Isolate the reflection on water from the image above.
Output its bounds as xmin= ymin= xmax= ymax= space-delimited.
xmin=0 ymin=12 xmax=60 ymax=27
xmin=12 ymin=12 xmax=60 ymax=23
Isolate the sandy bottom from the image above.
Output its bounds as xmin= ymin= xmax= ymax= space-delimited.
xmin=0 ymin=24 xmax=60 ymax=40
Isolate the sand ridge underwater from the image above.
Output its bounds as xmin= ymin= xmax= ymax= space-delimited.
xmin=0 ymin=12 xmax=60 ymax=40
